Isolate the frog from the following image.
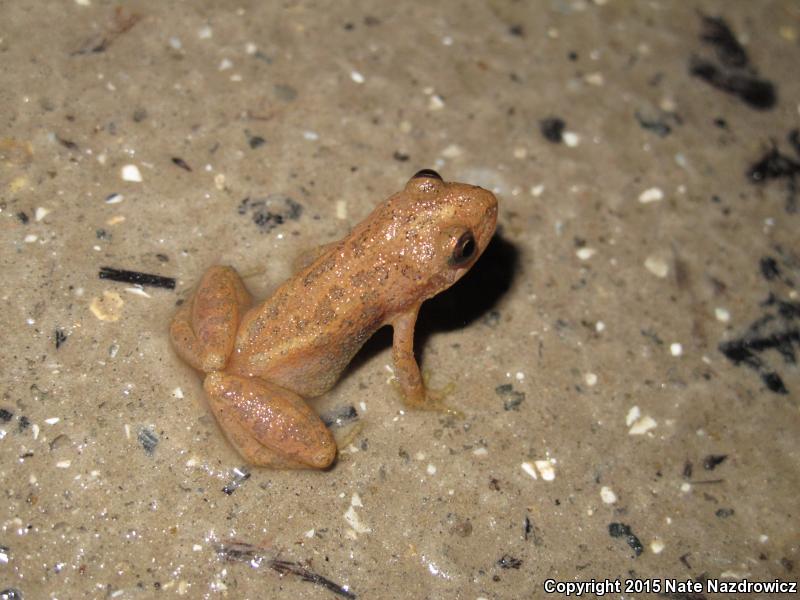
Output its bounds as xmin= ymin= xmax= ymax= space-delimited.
xmin=169 ymin=169 xmax=498 ymax=469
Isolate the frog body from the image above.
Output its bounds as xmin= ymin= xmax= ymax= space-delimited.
xmin=170 ymin=170 xmax=498 ymax=469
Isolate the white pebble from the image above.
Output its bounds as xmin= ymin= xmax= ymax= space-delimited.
xmin=303 ymin=130 xmax=319 ymax=141
xmin=44 ymin=417 xmax=60 ymax=425
xmin=428 ymin=94 xmax=445 ymax=110
xmin=535 ymin=460 xmax=556 ymax=481
xmin=172 ymin=387 xmax=184 ymax=399
xmin=530 ymin=184 xmax=545 ymax=197
xmin=638 ymin=187 xmax=664 ymax=203
xmin=644 ymin=255 xmax=669 ymax=278
xmin=629 ymin=415 xmax=657 ymax=435
xmin=336 ymin=200 xmax=348 ymax=220
xmin=105 ymin=193 xmax=123 ymax=204
xmin=197 ymin=25 xmax=213 ymax=39
xmin=562 ymin=131 xmax=580 ymax=147
xmin=473 ymin=447 xmax=488 ymax=456
xmin=56 ymin=460 xmax=71 ymax=468
xmin=626 ymin=405 xmax=641 ymax=426
xmin=585 ymin=72 xmax=604 ymax=86
xmin=584 ymin=373 xmax=598 ymax=386
xmin=24 ymin=234 xmax=38 ymax=243
xmin=715 ymin=307 xmax=730 ymax=322
xmin=576 ymin=247 xmax=596 ymax=260
xmin=350 ymin=70 xmax=365 ymax=84
xmin=650 ymin=539 xmax=665 ymax=554
xmin=35 ymin=207 xmax=51 ymax=221
xmin=121 ymin=164 xmax=142 ymax=182
xmin=595 ymin=321 xmax=605 ymax=332
xmin=218 ymin=58 xmax=233 ymax=71
xmin=670 ymin=343 xmax=683 ymax=357
xmin=521 ymin=462 xmax=538 ymax=480
xmin=426 ymin=464 xmax=437 ymax=475
xmin=600 ymin=486 xmax=617 ymax=504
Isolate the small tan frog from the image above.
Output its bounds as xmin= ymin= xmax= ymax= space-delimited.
xmin=170 ymin=169 xmax=498 ymax=469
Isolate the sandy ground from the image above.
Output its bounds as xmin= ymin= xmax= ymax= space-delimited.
xmin=1 ymin=1 xmax=799 ymax=598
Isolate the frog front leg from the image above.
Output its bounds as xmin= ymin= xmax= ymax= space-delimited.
xmin=391 ymin=305 xmax=428 ymax=408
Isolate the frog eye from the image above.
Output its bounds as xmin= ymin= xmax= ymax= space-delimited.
xmin=412 ymin=169 xmax=442 ymax=181
xmin=449 ymin=231 xmax=476 ymax=267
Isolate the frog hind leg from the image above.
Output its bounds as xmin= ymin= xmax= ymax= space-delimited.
xmin=204 ymin=372 xmax=337 ymax=469
xmin=170 ymin=265 xmax=253 ymax=372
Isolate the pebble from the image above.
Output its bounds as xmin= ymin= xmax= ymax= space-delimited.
xmin=600 ymin=486 xmax=617 ymax=504
xmin=638 ymin=187 xmax=664 ymax=203
xmin=121 ymin=164 xmax=142 ymax=182
xmin=644 ymin=255 xmax=669 ymax=278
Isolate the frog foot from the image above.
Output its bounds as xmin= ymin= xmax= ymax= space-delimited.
xmin=393 ymin=371 xmax=462 ymax=417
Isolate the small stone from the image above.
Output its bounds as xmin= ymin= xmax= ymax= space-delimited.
xmin=644 ymin=255 xmax=669 ymax=278
xmin=121 ymin=164 xmax=142 ymax=182
xmin=600 ymin=486 xmax=617 ymax=504
xmin=638 ymin=187 xmax=664 ymax=203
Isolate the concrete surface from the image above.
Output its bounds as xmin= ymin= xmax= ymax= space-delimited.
xmin=1 ymin=1 xmax=798 ymax=598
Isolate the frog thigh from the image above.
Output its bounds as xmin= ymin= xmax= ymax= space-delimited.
xmin=170 ymin=265 xmax=252 ymax=372
xmin=204 ymin=372 xmax=337 ymax=469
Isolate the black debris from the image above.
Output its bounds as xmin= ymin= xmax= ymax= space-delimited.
xmin=99 ymin=266 xmax=176 ymax=289
xmin=217 ymin=541 xmax=356 ymax=599
xmin=746 ymin=132 xmax=800 ymax=213
xmin=238 ymin=195 xmax=303 ymax=233
xmin=719 ymin=283 xmax=800 ymax=394
xmin=18 ymin=416 xmax=30 ymax=431
xmin=171 ymin=157 xmax=192 ymax=172
xmin=137 ymin=427 xmax=159 ymax=455
xmin=539 ymin=117 xmax=565 ymax=143
xmin=699 ymin=15 xmax=748 ymax=68
xmin=683 ymin=460 xmax=693 ymax=479
xmin=523 ymin=514 xmax=532 ymax=541
xmin=0 ymin=408 xmax=12 ymax=422
xmin=222 ymin=467 xmax=251 ymax=495
xmin=16 ymin=211 xmax=29 ymax=224
xmin=321 ymin=405 xmax=359 ymax=428
xmin=55 ymin=329 xmax=68 ymax=349
xmin=497 ymin=554 xmax=522 ymax=569
xmin=508 ymin=24 xmax=524 ymax=37
xmin=760 ymin=257 xmax=781 ymax=281
xmin=392 ymin=150 xmax=410 ymax=162
xmin=702 ymin=454 xmax=727 ymax=470
xmin=495 ymin=384 xmax=524 ymax=411
xmin=634 ymin=110 xmax=673 ymax=137
xmin=715 ymin=508 xmax=735 ymax=518
xmin=608 ymin=522 xmax=643 ymax=557
xmin=247 ymin=133 xmax=266 ymax=149
xmin=689 ymin=15 xmax=777 ymax=111
xmin=689 ymin=58 xmax=776 ymax=111
xmin=56 ymin=135 xmax=79 ymax=151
